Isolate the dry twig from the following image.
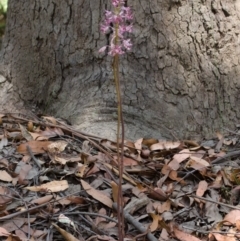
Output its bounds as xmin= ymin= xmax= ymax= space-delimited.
xmin=113 ymin=203 xmax=158 ymax=241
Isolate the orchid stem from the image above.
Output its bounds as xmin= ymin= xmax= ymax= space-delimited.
xmin=113 ymin=53 xmax=125 ymax=241
xmin=100 ymin=2 xmax=133 ymax=240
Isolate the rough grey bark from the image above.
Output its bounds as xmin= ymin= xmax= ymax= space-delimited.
xmin=0 ymin=0 xmax=240 ymax=140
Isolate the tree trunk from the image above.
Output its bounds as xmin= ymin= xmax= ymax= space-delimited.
xmin=0 ymin=0 xmax=240 ymax=140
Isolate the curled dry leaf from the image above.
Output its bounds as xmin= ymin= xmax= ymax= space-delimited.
xmin=212 ymin=233 xmax=236 ymax=241
xmin=95 ymin=208 xmax=107 ymax=226
xmin=14 ymin=230 xmax=29 ymax=239
xmin=230 ymin=186 xmax=240 ymax=205
xmin=66 ymin=196 xmax=87 ymax=205
xmin=155 ymin=200 xmax=171 ymax=214
xmin=0 ymin=187 xmax=13 ymax=205
xmin=208 ymin=149 xmax=226 ymax=159
xmin=173 ymin=149 xmax=190 ymax=163
xmin=58 ymin=214 xmax=75 ymax=230
xmin=190 ymin=150 xmax=205 ymax=159
xmin=148 ymin=188 xmax=168 ymax=201
xmin=186 ymin=156 xmax=209 ymax=170
xmin=42 ymin=116 xmax=57 ymax=125
xmin=84 ymin=163 xmax=100 ymax=177
xmin=150 ymin=213 xmax=161 ymax=232
xmin=81 ymin=179 xmax=113 ymax=208
xmin=101 ymin=140 xmax=117 ymax=151
xmin=160 ymin=229 xmax=170 ymax=241
xmin=111 ymin=181 xmax=118 ymax=203
xmin=236 ymin=220 xmax=240 ymax=230
xmin=29 ymin=132 xmax=48 ymax=141
xmin=97 ymin=221 xmax=116 ymax=231
xmin=142 ymin=138 xmax=158 ymax=147
xmin=223 ymin=139 xmax=233 ymax=146
xmin=18 ymin=225 xmax=43 ymax=237
xmin=7 ymin=131 xmax=22 ymax=140
xmin=223 ymin=210 xmax=240 ymax=225
xmin=178 ymin=196 xmax=194 ymax=208
xmin=158 ymin=174 xmax=170 ymax=188
xmin=0 ymin=170 xmax=12 ymax=182
xmin=125 ymin=140 xmax=137 ymax=153
xmin=221 ymin=170 xmax=232 ymax=187
xmin=29 ymin=127 xmax=64 ymax=140
xmin=134 ymin=138 xmax=143 ymax=153
xmin=82 ymin=140 xmax=92 ymax=153
xmin=196 ymin=180 xmax=208 ymax=197
xmin=41 ymin=127 xmax=64 ymax=138
xmin=173 ymin=225 xmax=202 ymax=241
xmin=123 ymin=157 xmax=138 ymax=166
xmin=54 ymin=155 xmax=69 ymax=165
xmin=54 ymin=155 xmax=81 ymax=165
xmin=48 ymin=141 xmax=68 ymax=153
xmin=216 ymin=131 xmax=224 ymax=140
xmin=161 ymin=164 xmax=171 ymax=175
xmin=112 ymin=155 xmax=138 ymax=167
xmin=25 ymin=180 xmax=69 ymax=192
xmin=96 ymin=235 xmax=117 ymax=241
xmin=27 ymin=121 xmax=34 ymax=132
xmin=169 ymin=170 xmax=184 ymax=184
xmin=17 ymin=141 xmax=52 ymax=154
xmin=167 ymin=159 xmax=180 ymax=171
xmin=162 ymin=212 xmax=173 ymax=222
xmin=0 ymin=227 xmax=10 ymax=236
xmin=0 ymin=116 xmax=3 ymax=125
xmin=19 ymin=124 xmax=33 ymax=141
xmin=31 ymin=195 xmax=53 ymax=205
xmin=2 ymin=219 xmax=25 ymax=233
xmin=55 ymin=196 xmax=71 ymax=206
xmin=52 ymin=222 xmax=79 ymax=241
xmin=141 ymin=148 xmax=150 ymax=159
xmin=75 ymin=164 xmax=87 ymax=178
xmin=150 ymin=140 xmax=181 ymax=151
xmin=210 ymin=172 xmax=223 ymax=189
xmin=16 ymin=162 xmax=32 ymax=184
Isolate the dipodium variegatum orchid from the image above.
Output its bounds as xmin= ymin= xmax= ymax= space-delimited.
xmin=99 ymin=0 xmax=133 ymax=55
xmin=99 ymin=1 xmax=133 ymax=240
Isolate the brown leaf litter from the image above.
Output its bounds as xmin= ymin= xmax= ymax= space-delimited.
xmin=0 ymin=113 xmax=239 ymax=240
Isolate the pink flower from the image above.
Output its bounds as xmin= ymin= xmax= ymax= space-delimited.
xmin=123 ymin=39 xmax=132 ymax=50
xmin=109 ymin=44 xmax=124 ymax=56
xmin=112 ymin=0 xmax=125 ymax=7
xmin=99 ymin=0 xmax=133 ymax=56
xmin=99 ymin=46 xmax=107 ymax=53
xmin=100 ymin=23 xmax=110 ymax=33
xmin=119 ymin=25 xmax=133 ymax=35
xmin=112 ymin=14 xmax=123 ymax=24
xmin=121 ymin=7 xmax=133 ymax=20
xmin=105 ymin=10 xmax=113 ymax=19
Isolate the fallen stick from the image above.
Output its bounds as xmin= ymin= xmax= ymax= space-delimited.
xmin=211 ymin=150 xmax=240 ymax=164
xmin=112 ymin=203 xmax=158 ymax=241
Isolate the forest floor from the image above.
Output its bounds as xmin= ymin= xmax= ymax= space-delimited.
xmin=0 ymin=113 xmax=239 ymax=241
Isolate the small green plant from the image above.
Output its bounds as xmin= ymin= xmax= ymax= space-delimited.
xmin=0 ymin=0 xmax=7 ymax=38
xmin=0 ymin=0 xmax=7 ymax=12
xmin=220 ymin=186 xmax=231 ymax=201
xmin=99 ymin=1 xmax=133 ymax=240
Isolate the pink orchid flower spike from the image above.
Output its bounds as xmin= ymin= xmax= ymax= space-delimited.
xmin=99 ymin=0 xmax=133 ymax=56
